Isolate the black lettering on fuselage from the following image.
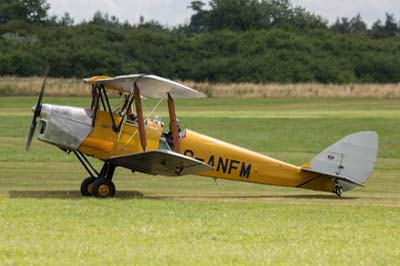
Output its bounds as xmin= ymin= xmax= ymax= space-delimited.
xmin=240 ymin=163 xmax=252 ymax=178
xmin=207 ymin=155 xmax=215 ymax=167
xmin=217 ymin=157 xmax=229 ymax=173
xmin=183 ymin=149 xmax=251 ymax=178
xmin=228 ymin=159 xmax=240 ymax=174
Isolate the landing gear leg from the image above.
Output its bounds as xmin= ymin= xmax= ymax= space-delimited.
xmin=74 ymin=151 xmax=117 ymax=198
xmin=92 ymin=162 xmax=116 ymax=198
xmin=333 ymin=180 xmax=343 ymax=198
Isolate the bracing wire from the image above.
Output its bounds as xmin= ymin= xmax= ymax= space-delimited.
xmin=117 ymin=96 xmax=165 ymax=154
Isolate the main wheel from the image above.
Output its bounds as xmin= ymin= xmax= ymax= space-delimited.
xmin=80 ymin=176 xmax=96 ymax=196
xmin=92 ymin=178 xmax=116 ymax=198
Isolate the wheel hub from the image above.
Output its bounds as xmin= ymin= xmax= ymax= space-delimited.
xmin=88 ymin=183 xmax=93 ymax=194
xmin=98 ymin=184 xmax=110 ymax=196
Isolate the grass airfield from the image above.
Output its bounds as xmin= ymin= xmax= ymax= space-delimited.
xmin=0 ymin=97 xmax=399 ymax=265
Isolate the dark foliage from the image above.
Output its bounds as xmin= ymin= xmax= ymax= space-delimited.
xmin=0 ymin=0 xmax=399 ymax=83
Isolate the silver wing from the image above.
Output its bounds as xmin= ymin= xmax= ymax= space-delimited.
xmin=84 ymin=74 xmax=206 ymax=99
xmin=108 ymin=149 xmax=213 ymax=176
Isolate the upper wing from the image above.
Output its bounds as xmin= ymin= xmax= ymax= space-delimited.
xmin=108 ymin=149 xmax=213 ymax=176
xmin=84 ymin=74 xmax=206 ymax=99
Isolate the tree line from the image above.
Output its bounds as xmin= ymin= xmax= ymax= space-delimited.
xmin=0 ymin=0 xmax=400 ymax=83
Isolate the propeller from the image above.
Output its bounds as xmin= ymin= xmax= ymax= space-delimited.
xmin=26 ymin=66 xmax=50 ymax=151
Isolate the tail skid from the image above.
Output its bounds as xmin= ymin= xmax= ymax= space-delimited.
xmin=301 ymin=131 xmax=378 ymax=196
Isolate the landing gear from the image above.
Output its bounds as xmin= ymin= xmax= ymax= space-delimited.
xmin=74 ymin=151 xmax=117 ymax=198
xmin=92 ymin=162 xmax=116 ymax=198
xmin=92 ymin=178 xmax=116 ymax=198
xmin=333 ymin=180 xmax=343 ymax=198
xmin=80 ymin=176 xmax=96 ymax=196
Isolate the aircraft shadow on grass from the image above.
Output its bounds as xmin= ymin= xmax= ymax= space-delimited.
xmin=8 ymin=190 xmax=356 ymax=200
xmin=8 ymin=190 xmax=145 ymax=199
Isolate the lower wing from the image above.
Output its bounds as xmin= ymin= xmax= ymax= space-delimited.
xmin=108 ymin=149 xmax=213 ymax=176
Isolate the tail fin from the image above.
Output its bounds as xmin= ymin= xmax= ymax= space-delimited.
xmin=302 ymin=131 xmax=378 ymax=193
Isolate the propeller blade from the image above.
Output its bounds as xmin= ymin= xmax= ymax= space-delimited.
xmin=25 ymin=118 xmax=37 ymax=151
xmin=26 ymin=65 xmax=50 ymax=151
xmin=37 ymin=65 xmax=50 ymax=107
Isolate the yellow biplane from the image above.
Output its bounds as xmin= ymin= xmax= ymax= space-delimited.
xmin=26 ymin=74 xmax=378 ymax=198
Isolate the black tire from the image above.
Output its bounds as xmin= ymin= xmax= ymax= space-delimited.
xmin=92 ymin=178 xmax=116 ymax=198
xmin=80 ymin=176 xmax=96 ymax=196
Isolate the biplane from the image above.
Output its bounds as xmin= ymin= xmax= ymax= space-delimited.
xmin=26 ymin=74 xmax=379 ymax=198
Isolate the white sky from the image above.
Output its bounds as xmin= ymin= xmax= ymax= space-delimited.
xmin=47 ymin=0 xmax=400 ymax=27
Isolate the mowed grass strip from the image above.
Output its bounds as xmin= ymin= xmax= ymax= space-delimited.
xmin=0 ymin=199 xmax=399 ymax=266
xmin=0 ymin=96 xmax=399 ymax=265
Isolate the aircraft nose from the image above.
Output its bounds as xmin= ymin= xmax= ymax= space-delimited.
xmin=32 ymin=103 xmax=52 ymax=119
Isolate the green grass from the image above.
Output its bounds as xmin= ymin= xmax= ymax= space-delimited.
xmin=0 ymin=200 xmax=398 ymax=265
xmin=0 ymin=96 xmax=399 ymax=265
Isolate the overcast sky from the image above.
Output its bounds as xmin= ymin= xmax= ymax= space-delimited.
xmin=47 ymin=0 xmax=400 ymax=27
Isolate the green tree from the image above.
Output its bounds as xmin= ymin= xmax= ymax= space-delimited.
xmin=188 ymin=0 xmax=326 ymax=32
xmin=0 ymin=0 xmax=49 ymax=24
xmin=206 ymin=0 xmax=265 ymax=31
xmin=384 ymin=13 xmax=398 ymax=37
xmin=331 ymin=17 xmax=351 ymax=33
xmin=331 ymin=14 xmax=366 ymax=34
xmin=371 ymin=19 xmax=385 ymax=38
xmin=370 ymin=14 xmax=398 ymax=38
xmin=137 ymin=16 xmax=166 ymax=32
xmin=188 ymin=1 xmax=207 ymax=33
xmin=349 ymin=14 xmax=367 ymax=33
xmin=60 ymin=12 xmax=74 ymax=26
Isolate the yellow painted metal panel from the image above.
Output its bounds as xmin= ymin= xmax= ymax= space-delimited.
xmin=79 ymin=111 xmax=162 ymax=159
xmin=180 ymin=129 xmax=333 ymax=192
xmin=81 ymin=136 xmax=114 ymax=153
xmin=79 ymin=111 xmax=333 ymax=193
